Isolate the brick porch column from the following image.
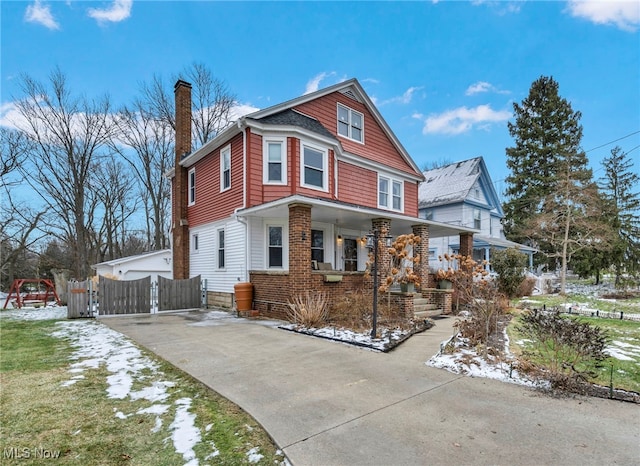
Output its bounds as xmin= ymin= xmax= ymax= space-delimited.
xmin=459 ymin=232 xmax=474 ymax=272
xmin=412 ymin=223 xmax=430 ymax=291
xmin=289 ymin=203 xmax=312 ymax=297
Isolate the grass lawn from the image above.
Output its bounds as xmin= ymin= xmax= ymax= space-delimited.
xmin=0 ymin=318 xmax=286 ymax=465
xmin=518 ymin=293 xmax=640 ymax=316
xmin=507 ymin=312 xmax=640 ymax=394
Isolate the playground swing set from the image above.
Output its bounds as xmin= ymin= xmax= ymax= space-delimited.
xmin=2 ymin=279 xmax=62 ymax=309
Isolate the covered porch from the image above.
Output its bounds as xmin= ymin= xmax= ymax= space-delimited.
xmin=236 ymin=195 xmax=475 ymax=320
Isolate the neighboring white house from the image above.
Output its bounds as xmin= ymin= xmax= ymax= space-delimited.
xmin=418 ymin=157 xmax=535 ymax=270
xmin=92 ymin=249 xmax=173 ymax=281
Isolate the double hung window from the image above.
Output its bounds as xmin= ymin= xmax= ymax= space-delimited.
xmin=301 ymin=143 xmax=327 ymax=190
xmin=268 ymin=226 xmax=283 ymax=268
xmin=264 ymin=138 xmax=285 ymax=184
xmin=218 ymin=229 xmax=225 ymax=268
xmin=378 ymin=175 xmax=403 ymax=212
xmin=188 ymin=168 xmax=196 ymax=205
xmin=337 ymin=104 xmax=363 ymax=142
xmin=221 ymin=145 xmax=231 ymax=191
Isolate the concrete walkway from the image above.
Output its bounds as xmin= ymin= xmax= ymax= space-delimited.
xmin=102 ymin=311 xmax=639 ymax=466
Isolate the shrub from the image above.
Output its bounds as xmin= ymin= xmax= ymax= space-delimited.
xmin=439 ymin=253 xmax=509 ymax=353
xmin=329 ymin=289 xmax=403 ymax=332
xmin=517 ymin=311 xmax=609 ymax=390
xmin=287 ymin=291 xmax=329 ymax=328
xmin=516 ymin=276 xmax=537 ymax=297
xmin=491 ymin=247 xmax=527 ymax=298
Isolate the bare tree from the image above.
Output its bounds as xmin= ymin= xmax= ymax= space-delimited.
xmin=525 ymin=160 xmax=612 ymax=294
xmin=141 ymin=62 xmax=237 ymax=148
xmin=110 ymin=101 xmax=173 ymax=250
xmin=91 ymin=157 xmax=140 ymax=262
xmin=0 ymin=127 xmax=49 ymax=288
xmin=13 ymin=68 xmax=113 ymax=279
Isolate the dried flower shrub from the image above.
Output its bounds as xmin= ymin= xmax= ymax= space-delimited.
xmin=374 ymin=234 xmax=421 ymax=293
xmin=287 ymin=291 xmax=329 ymax=328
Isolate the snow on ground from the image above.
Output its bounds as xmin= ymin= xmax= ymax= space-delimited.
xmin=0 ymin=303 xmax=67 ymax=320
xmin=426 ymin=329 xmax=541 ymax=388
xmin=2 ymin=307 xmax=269 ymax=465
xmin=605 ymin=340 xmax=640 ymax=363
xmin=280 ymin=324 xmax=411 ymax=351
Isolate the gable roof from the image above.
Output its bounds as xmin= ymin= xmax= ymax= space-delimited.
xmin=91 ymin=249 xmax=171 ymax=269
xmin=418 ymin=157 xmax=503 ymax=215
xmin=247 ymin=78 xmax=423 ymax=178
xmin=179 ymin=78 xmax=423 ymax=180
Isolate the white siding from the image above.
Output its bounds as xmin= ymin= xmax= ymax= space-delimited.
xmin=190 ymin=218 xmax=247 ymax=293
xmin=430 ymin=203 xmax=463 ymax=226
xmin=249 ymin=217 xmax=289 ymax=271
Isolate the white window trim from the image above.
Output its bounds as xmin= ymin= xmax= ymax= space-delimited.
xmin=266 ymin=222 xmax=287 ymax=269
xmin=377 ymin=174 xmax=403 ymax=212
xmin=337 ymin=103 xmax=364 ymax=144
xmin=188 ymin=168 xmax=196 ymax=206
xmin=191 ymin=233 xmax=199 ymax=253
xmin=262 ymin=136 xmax=287 ymax=185
xmin=300 ymin=140 xmax=329 ymax=192
xmin=217 ymin=228 xmax=225 ymax=269
xmin=220 ymin=144 xmax=231 ymax=192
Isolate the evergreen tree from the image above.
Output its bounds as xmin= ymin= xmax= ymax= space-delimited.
xmin=503 ymin=76 xmax=585 ymax=252
xmin=599 ymin=146 xmax=640 ymax=286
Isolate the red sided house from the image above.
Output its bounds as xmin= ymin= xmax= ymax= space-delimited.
xmin=170 ymin=78 xmax=475 ymax=319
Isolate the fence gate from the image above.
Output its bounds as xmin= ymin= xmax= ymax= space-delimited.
xmin=67 ymin=280 xmax=92 ymax=319
xmin=158 ymin=275 xmax=201 ymax=311
xmin=99 ymin=276 xmax=151 ymax=315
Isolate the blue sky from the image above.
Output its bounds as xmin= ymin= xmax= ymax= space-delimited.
xmin=2 ymin=0 xmax=639 ymax=199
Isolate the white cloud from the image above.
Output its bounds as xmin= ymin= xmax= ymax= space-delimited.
xmin=0 ymin=102 xmax=29 ymax=130
xmin=379 ymin=86 xmax=424 ymax=106
xmin=229 ymin=103 xmax=260 ymax=121
xmin=87 ymin=0 xmax=133 ymax=24
xmin=24 ymin=0 xmax=60 ymax=30
xmin=566 ymin=0 xmax=639 ymax=32
xmin=422 ymin=104 xmax=511 ymax=135
xmin=304 ymin=72 xmax=337 ymax=95
xmin=465 ymin=81 xmax=510 ymax=96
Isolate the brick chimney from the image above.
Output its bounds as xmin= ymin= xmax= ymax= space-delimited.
xmin=172 ymin=80 xmax=192 ymax=280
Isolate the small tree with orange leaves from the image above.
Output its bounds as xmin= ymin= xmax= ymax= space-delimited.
xmin=379 ymin=234 xmax=421 ymax=293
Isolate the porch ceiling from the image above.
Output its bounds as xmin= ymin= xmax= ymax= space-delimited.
xmin=236 ymin=195 xmax=476 ymax=238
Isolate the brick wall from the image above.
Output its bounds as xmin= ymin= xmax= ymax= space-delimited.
xmin=172 ymin=80 xmax=192 ymax=280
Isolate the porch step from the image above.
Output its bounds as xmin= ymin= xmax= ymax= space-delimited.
xmin=413 ymin=297 xmax=443 ymax=318
xmin=414 ymin=308 xmax=444 ymax=318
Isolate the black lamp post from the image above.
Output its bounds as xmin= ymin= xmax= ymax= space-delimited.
xmin=366 ymin=229 xmax=392 ymax=339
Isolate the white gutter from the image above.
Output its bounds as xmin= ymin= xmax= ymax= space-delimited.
xmin=238 ymin=118 xmax=247 ymax=209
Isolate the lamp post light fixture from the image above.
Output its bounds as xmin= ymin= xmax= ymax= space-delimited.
xmin=365 ymin=229 xmax=392 ymax=339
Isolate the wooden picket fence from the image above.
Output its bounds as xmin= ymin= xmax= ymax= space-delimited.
xmin=158 ymin=275 xmax=202 ymax=311
xmin=99 ymin=276 xmax=151 ymax=316
xmin=66 ymin=275 xmax=204 ymax=318
xmin=67 ymin=280 xmax=95 ymax=319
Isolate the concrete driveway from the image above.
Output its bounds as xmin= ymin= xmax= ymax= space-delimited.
xmin=102 ymin=311 xmax=639 ymax=466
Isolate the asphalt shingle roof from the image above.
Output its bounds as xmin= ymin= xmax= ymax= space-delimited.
xmin=251 ymin=109 xmax=336 ymax=140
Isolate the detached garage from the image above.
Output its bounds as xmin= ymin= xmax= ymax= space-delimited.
xmin=92 ymin=250 xmax=172 ymax=282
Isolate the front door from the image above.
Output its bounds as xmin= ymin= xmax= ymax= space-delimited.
xmin=344 ymin=239 xmax=358 ymax=272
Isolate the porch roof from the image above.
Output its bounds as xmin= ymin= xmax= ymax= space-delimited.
xmin=236 ymin=195 xmax=477 ymax=238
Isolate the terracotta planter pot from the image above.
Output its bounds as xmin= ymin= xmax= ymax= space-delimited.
xmin=234 ymin=282 xmax=254 ymax=311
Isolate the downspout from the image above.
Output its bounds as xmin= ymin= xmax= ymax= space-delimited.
xmin=238 ymin=118 xmax=247 ymax=209
xmin=236 ymin=117 xmax=249 ymax=283
xmin=234 ymin=209 xmax=250 ymax=283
